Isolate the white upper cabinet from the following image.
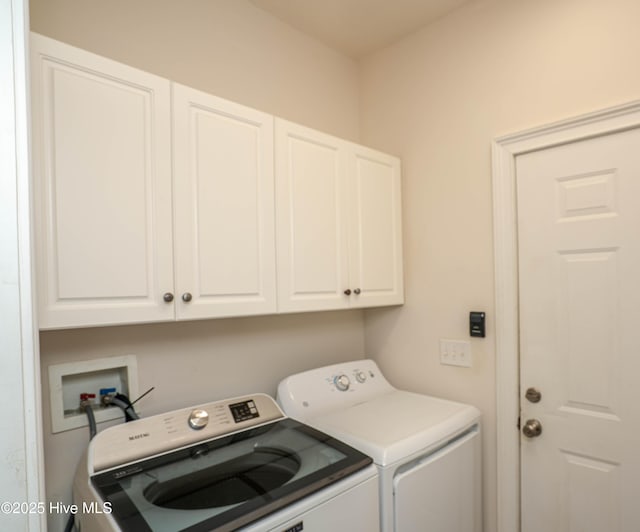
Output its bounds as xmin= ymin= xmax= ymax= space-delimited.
xmin=348 ymin=144 xmax=404 ymax=307
xmin=172 ymin=84 xmax=276 ymax=319
xmin=275 ymin=119 xmax=403 ymax=312
xmin=275 ymin=120 xmax=350 ymax=311
xmin=31 ymin=34 xmax=174 ymax=329
xmin=31 ymin=34 xmax=403 ymax=329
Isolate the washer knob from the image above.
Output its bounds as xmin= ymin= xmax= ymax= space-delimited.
xmin=355 ymin=371 xmax=367 ymax=383
xmin=188 ymin=409 xmax=209 ymax=430
xmin=334 ymin=374 xmax=351 ymax=391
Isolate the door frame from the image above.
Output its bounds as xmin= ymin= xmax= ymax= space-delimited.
xmin=492 ymin=99 xmax=640 ymax=532
xmin=1 ymin=0 xmax=45 ymax=530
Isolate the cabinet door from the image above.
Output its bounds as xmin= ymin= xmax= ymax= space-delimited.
xmin=347 ymin=145 xmax=404 ymax=307
xmin=31 ymin=34 xmax=174 ymax=329
xmin=275 ymin=119 xmax=350 ymax=312
xmin=172 ymin=84 xmax=276 ymax=319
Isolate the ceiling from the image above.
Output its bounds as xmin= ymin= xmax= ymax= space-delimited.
xmin=249 ymin=0 xmax=476 ymax=59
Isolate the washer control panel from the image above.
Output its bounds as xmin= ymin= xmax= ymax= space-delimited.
xmin=91 ymin=393 xmax=284 ymax=473
xmin=229 ymin=399 xmax=260 ymax=423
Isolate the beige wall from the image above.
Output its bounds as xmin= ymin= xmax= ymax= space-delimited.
xmin=360 ymin=0 xmax=640 ymax=530
xmin=29 ymin=0 xmax=360 ymax=141
xmin=33 ymin=0 xmax=640 ymax=530
xmin=41 ymin=312 xmax=364 ymax=530
xmin=29 ymin=1 xmax=365 ymax=529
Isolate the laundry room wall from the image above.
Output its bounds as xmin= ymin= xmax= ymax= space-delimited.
xmin=359 ymin=0 xmax=640 ymax=530
xmin=29 ymin=0 xmax=360 ymax=140
xmin=29 ymin=1 xmax=364 ymax=530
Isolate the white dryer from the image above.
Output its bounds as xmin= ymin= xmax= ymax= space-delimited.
xmin=277 ymin=360 xmax=482 ymax=532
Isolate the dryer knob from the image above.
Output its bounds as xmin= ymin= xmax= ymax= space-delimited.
xmin=334 ymin=374 xmax=351 ymax=391
xmin=356 ymin=371 xmax=367 ymax=383
xmin=188 ymin=409 xmax=209 ymax=430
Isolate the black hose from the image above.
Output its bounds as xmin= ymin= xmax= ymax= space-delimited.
xmin=83 ymin=403 xmax=97 ymax=440
xmin=63 ymin=513 xmax=74 ymax=532
xmin=111 ymin=393 xmax=139 ymax=421
xmin=65 ymin=403 xmax=97 ymax=531
xmin=68 ymin=395 xmax=140 ymax=531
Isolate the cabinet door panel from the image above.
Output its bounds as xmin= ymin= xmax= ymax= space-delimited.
xmin=275 ymin=120 xmax=349 ymax=312
xmin=173 ymin=84 xmax=276 ymax=319
xmin=31 ymin=34 xmax=174 ymax=328
xmin=348 ymin=146 xmax=404 ymax=307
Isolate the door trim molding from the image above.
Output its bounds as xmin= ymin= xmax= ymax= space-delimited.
xmin=2 ymin=0 xmax=46 ymax=529
xmin=492 ymin=99 xmax=640 ymax=532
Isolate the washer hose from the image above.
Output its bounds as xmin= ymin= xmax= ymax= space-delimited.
xmin=110 ymin=393 xmax=139 ymax=421
xmin=83 ymin=402 xmax=97 ymax=440
xmin=66 ymin=403 xmax=97 ymax=532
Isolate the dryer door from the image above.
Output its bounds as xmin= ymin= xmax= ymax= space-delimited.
xmin=393 ymin=428 xmax=481 ymax=532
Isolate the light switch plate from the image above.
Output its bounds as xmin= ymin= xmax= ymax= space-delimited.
xmin=440 ymin=339 xmax=472 ymax=367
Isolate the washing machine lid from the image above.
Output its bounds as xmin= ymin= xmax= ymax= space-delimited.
xmin=305 ymin=390 xmax=481 ymax=466
xmin=91 ymin=417 xmax=373 ymax=532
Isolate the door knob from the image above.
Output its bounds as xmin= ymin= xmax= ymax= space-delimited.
xmin=182 ymin=292 xmax=193 ymax=302
xmin=522 ymin=418 xmax=542 ymax=438
xmin=344 ymin=289 xmax=352 ymax=295
xmin=163 ymin=292 xmax=174 ymax=303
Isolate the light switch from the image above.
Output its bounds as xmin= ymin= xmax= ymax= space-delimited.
xmin=439 ymin=339 xmax=472 ymax=367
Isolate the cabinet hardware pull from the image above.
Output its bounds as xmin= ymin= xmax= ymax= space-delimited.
xmin=182 ymin=292 xmax=193 ymax=302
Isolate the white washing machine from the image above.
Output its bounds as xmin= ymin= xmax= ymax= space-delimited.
xmin=277 ymin=360 xmax=482 ymax=532
xmin=73 ymin=393 xmax=379 ymax=531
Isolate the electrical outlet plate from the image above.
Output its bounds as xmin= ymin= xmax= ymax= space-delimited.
xmin=440 ymin=339 xmax=472 ymax=367
xmin=48 ymin=355 xmax=138 ymax=434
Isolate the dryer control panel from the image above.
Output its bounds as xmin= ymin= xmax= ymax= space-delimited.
xmin=277 ymin=359 xmax=395 ymax=421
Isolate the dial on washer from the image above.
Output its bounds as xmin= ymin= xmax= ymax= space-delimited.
xmin=188 ymin=409 xmax=209 ymax=430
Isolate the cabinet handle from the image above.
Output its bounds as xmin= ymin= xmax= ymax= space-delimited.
xmin=163 ymin=292 xmax=174 ymax=303
xmin=354 ymin=288 xmax=361 ymax=295
xmin=182 ymin=292 xmax=193 ymax=302
xmin=344 ymin=289 xmax=352 ymax=296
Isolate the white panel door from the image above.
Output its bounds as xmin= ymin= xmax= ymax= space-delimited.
xmin=348 ymin=145 xmax=403 ymax=307
xmin=517 ymin=128 xmax=640 ymax=532
xmin=31 ymin=33 xmax=174 ymax=329
xmin=275 ymin=119 xmax=350 ymax=312
xmin=172 ymin=84 xmax=276 ymax=319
